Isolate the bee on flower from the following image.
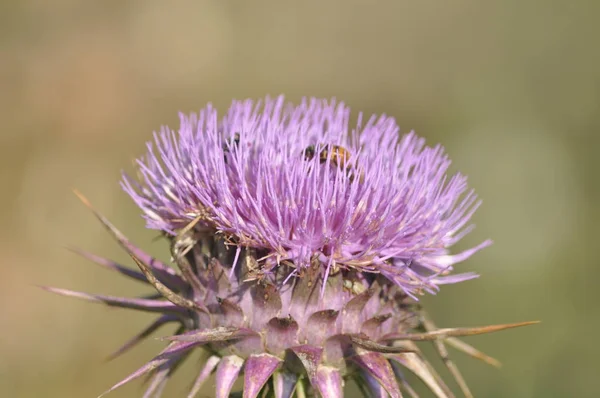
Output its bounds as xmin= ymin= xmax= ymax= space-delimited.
xmin=46 ymin=96 xmax=537 ymax=397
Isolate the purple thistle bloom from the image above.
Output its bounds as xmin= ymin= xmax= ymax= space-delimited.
xmin=122 ymin=96 xmax=490 ymax=298
xmin=46 ymin=96 xmax=537 ymax=397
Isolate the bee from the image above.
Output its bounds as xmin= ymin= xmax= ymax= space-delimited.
xmin=304 ymin=144 xmax=351 ymax=169
xmin=303 ymin=144 xmax=364 ymax=183
xmin=223 ymin=133 xmax=241 ymax=164
xmin=303 ymin=145 xmax=316 ymax=161
xmin=223 ymin=133 xmax=240 ymax=152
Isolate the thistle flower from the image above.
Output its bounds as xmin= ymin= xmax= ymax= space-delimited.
xmin=47 ymin=96 xmax=537 ymax=397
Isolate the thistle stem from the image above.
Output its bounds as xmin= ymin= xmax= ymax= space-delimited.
xmin=296 ymin=377 xmax=306 ymax=398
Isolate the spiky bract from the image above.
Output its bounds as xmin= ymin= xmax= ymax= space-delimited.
xmin=46 ymin=197 xmax=535 ymax=398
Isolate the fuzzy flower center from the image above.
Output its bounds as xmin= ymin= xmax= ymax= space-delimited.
xmin=122 ymin=96 xmax=490 ymax=297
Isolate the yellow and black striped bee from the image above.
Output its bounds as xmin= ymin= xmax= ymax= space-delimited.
xmin=304 ymin=144 xmax=351 ymax=168
xmin=304 ymin=144 xmax=364 ymax=183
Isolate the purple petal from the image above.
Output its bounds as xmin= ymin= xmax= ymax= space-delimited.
xmin=215 ymin=355 xmax=244 ymax=398
xmin=352 ymin=352 xmax=402 ymax=398
xmin=243 ymin=354 xmax=282 ymax=398
xmin=427 ymin=240 xmax=492 ymax=269
xmin=428 ymin=272 xmax=480 ymax=286
xmin=120 ymin=97 xmax=490 ymax=296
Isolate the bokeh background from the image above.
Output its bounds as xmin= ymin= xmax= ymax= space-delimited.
xmin=1 ymin=1 xmax=598 ymax=397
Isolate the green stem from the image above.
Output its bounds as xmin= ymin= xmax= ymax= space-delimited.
xmin=296 ymin=377 xmax=306 ymax=398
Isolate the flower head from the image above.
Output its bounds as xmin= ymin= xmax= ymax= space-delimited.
xmin=46 ymin=96 xmax=536 ymax=397
xmin=122 ymin=96 xmax=490 ymax=297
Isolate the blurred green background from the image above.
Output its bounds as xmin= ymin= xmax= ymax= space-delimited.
xmin=1 ymin=1 xmax=598 ymax=397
